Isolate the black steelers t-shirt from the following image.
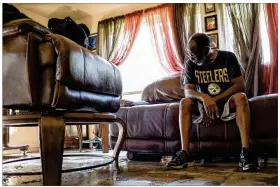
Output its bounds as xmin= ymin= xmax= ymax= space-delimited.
xmin=182 ymin=50 xmax=242 ymax=96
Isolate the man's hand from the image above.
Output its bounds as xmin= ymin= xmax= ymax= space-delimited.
xmin=201 ymin=94 xmax=220 ymax=120
xmin=202 ymin=110 xmax=212 ymax=127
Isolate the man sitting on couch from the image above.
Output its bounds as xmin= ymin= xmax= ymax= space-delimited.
xmin=167 ymin=33 xmax=259 ymax=171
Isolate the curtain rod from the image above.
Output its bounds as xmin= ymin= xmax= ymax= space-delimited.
xmin=99 ymin=3 xmax=169 ymax=22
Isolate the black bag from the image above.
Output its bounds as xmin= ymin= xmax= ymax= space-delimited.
xmin=3 ymin=3 xmax=29 ymax=24
xmin=48 ymin=17 xmax=90 ymax=48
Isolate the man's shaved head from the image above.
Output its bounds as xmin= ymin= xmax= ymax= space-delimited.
xmin=188 ymin=33 xmax=211 ymax=53
xmin=187 ymin=33 xmax=211 ymax=64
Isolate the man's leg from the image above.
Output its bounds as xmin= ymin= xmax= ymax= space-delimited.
xmin=167 ymin=98 xmax=193 ymax=169
xmin=229 ymin=92 xmax=259 ymax=171
xmin=230 ymin=92 xmax=250 ymax=148
xmin=179 ymin=98 xmax=194 ymax=151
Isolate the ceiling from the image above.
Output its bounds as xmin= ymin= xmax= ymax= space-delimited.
xmin=15 ymin=4 xmax=130 ymax=20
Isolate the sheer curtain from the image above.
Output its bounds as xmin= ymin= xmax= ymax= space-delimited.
xmin=217 ymin=3 xmax=235 ymax=53
xmin=97 ymin=12 xmax=143 ymax=66
xmin=263 ymin=3 xmax=278 ymax=94
xmin=144 ymin=4 xmax=183 ymax=73
xmin=219 ymin=3 xmax=275 ymax=97
xmin=111 ymin=11 xmax=143 ymax=66
xmin=174 ymin=3 xmax=201 ymax=61
xmin=225 ymin=3 xmax=263 ymax=98
xmin=97 ymin=16 xmax=125 ymax=61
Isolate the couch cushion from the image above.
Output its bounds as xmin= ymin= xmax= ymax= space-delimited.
xmin=114 ymin=95 xmax=278 ymax=141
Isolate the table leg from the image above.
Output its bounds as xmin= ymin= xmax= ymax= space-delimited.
xmin=40 ymin=116 xmax=65 ymax=185
xmin=76 ymin=125 xmax=83 ymax=152
xmin=101 ymin=124 xmax=109 ymax=153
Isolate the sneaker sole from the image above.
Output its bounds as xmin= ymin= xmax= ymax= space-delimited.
xmin=167 ymin=163 xmax=188 ymax=170
xmin=239 ymin=162 xmax=260 ymax=171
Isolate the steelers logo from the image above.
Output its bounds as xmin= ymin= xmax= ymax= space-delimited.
xmin=208 ymin=83 xmax=221 ymax=96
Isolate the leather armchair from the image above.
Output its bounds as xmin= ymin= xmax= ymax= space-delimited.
xmin=3 ymin=18 xmax=126 ymax=185
xmin=3 ymin=18 xmax=122 ymax=112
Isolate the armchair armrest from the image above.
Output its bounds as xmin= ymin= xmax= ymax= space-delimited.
xmin=3 ymin=18 xmax=51 ymax=37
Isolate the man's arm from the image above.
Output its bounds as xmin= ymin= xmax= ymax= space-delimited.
xmin=213 ymin=76 xmax=245 ymax=103
xmin=184 ymin=84 xmax=219 ymax=119
xmin=184 ymin=84 xmax=205 ymax=101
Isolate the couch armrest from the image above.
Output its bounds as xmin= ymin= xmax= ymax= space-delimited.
xmin=249 ymin=94 xmax=278 ymax=138
xmin=3 ymin=18 xmax=51 ymax=37
xmin=44 ymin=34 xmax=122 ymax=97
xmin=39 ymin=34 xmax=122 ymax=112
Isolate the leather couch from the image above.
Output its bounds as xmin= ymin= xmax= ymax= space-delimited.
xmin=110 ymin=73 xmax=278 ymax=159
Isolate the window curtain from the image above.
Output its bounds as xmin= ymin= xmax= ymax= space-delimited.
xmin=144 ymin=4 xmax=184 ymax=73
xmin=97 ymin=16 xmax=125 ymax=61
xmin=263 ymin=3 xmax=278 ymax=94
xmin=218 ymin=3 xmax=235 ymax=52
xmin=111 ymin=11 xmax=143 ymax=66
xmin=226 ymin=3 xmax=263 ymax=98
xmin=174 ymin=3 xmax=200 ymax=61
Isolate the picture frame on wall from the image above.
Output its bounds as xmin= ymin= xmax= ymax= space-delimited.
xmin=208 ymin=33 xmax=219 ymax=49
xmin=205 ymin=15 xmax=218 ymax=32
xmin=205 ymin=3 xmax=216 ymax=14
xmin=88 ymin=33 xmax=97 ymax=51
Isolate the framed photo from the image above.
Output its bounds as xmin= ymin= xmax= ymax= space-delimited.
xmin=205 ymin=3 xmax=216 ymax=14
xmin=208 ymin=33 xmax=219 ymax=49
xmin=88 ymin=33 xmax=97 ymax=51
xmin=205 ymin=15 xmax=218 ymax=32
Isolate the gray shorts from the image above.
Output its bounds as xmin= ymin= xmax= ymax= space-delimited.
xmin=193 ymin=96 xmax=236 ymax=124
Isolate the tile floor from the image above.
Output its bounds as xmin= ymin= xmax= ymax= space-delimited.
xmin=2 ymin=150 xmax=278 ymax=186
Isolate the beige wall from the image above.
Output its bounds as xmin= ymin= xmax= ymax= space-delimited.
xmin=13 ymin=4 xmax=49 ymax=27
xmin=77 ymin=3 xmax=161 ymax=33
xmin=7 ymin=127 xmax=40 ymax=154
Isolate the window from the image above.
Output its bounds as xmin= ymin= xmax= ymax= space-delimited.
xmin=259 ymin=4 xmax=271 ymax=65
xmin=119 ymin=7 xmax=202 ymax=101
xmin=119 ymin=19 xmax=168 ymax=101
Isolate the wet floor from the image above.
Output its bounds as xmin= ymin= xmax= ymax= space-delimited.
xmin=2 ymin=150 xmax=278 ymax=186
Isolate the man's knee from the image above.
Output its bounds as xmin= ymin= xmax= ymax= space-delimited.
xmin=232 ymin=92 xmax=248 ymax=106
xmin=180 ymin=98 xmax=194 ymax=113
